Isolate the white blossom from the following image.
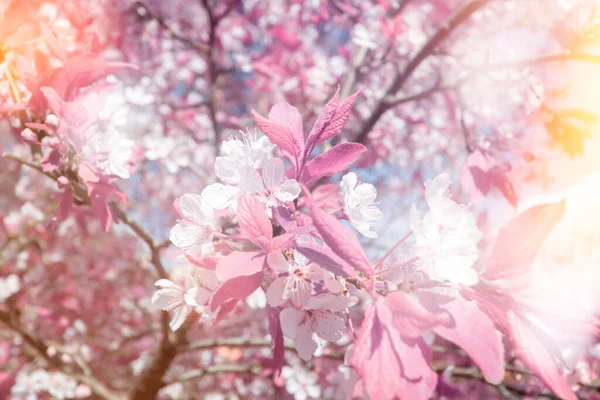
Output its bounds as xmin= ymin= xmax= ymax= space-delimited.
xmin=151 ymin=267 xmax=218 ymax=331
xmin=282 ymin=365 xmax=322 ymax=400
xmin=410 ymin=173 xmax=482 ymax=286
xmin=340 ymin=172 xmax=383 ymax=238
xmin=0 ymin=274 xmax=20 ymax=302
xmin=170 ymin=194 xmax=218 ymax=257
xmin=82 ymin=126 xmax=134 ymax=179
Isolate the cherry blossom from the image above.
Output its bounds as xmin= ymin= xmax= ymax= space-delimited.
xmin=410 ymin=173 xmax=482 ymax=286
xmin=239 ymin=158 xmax=301 ymax=210
xmin=0 ymin=274 xmax=20 ymax=302
xmin=265 ymin=250 xmax=317 ymax=307
xmin=280 ymin=294 xmax=354 ymax=361
xmin=169 ymin=193 xmax=219 ymax=257
xmin=82 ymin=126 xmax=135 ymax=179
xmin=281 ymin=365 xmax=322 ymax=400
xmin=340 ymin=172 xmax=383 ymax=238
xmin=152 ymin=267 xmax=218 ymax=331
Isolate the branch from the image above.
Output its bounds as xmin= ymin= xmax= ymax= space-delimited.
xmin=134 ymin=1 xmax=209 ymax=53
xmin=0 ymin=310 xmax=120 ymax=400
xmin=166 ymin=363 xmax=262 ymax=385
xmin=354 ymin=0 xmax=491 ymax=144
xmin=200 ymin=0 xmax=223 ymax=157
xmin=383 ymin=52 xmax=600 ymax=107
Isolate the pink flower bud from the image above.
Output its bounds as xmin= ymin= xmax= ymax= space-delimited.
xmin=21 ymin=128 xmax=38 ymax=143
xmin=57 ymin=176 xmax=69 ymax=189
xmin=47 ymin=137 xmax=61 ymax=149
xmin=45 ymin=114 xmax=60 ymax=129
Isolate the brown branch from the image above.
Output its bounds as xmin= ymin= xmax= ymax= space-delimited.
xmin=0 ymin=310 xmax=120 ymax=400
xmin=353 ymin=0 xmax=492 ymax=145
xmin=200 ymin=0 xmax=223 ymax=157
xmin=134 ymin=1 xmax=209 ymax=53
xmin=166 ymin=363 xmax=262 ymax=385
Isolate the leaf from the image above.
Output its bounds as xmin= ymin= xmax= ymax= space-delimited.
xmin=252 ymin=110 xmax=302 ymax=166
xmin=351 ymin=301 xmax=438 ymax=400
xmin=300 ymin=142 xmax=367 ymax=187
xmin=55 ymin=189 xmax=73 ymax=222
xmin=307 ymin=88 xmax=339 ymax=146
xmin=309 ymin=204 xmax=372 ymax=277
xmin=420 ymin=292 xmax=505 ymax=383
xmin=215 ymin=251 xmax=266 ymax=282
xmin=267 ymin=306 xmax=285 ymax=374
xmin=382 ymin=291 xmax=451 ymax=339
xmin=237 ymin=194 xmax=273 ymax=251
xmin=209 ymin=271 xmax=264 ymax=312
xmin=314 ymin=91 xmax=361 ymax=144
xmin=295 ymin=239 xmax=357 ymax=278
xmin=41 ymin=149 xmax=61 ymax=172
xmin=508 ymin=311 xmax=577 ymax=400
xmin=268 ymin=102 xmax=305 ymax=152
xmin=489 ymin=167 xmax=518 ymax=207
xmin=40 ymin=86 xmax=64 ymax=115
xmin=483 ymin=201 xmax=565 ymax=281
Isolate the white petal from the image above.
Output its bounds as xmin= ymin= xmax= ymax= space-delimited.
xmin=169 ymin=304 xmax=193 ymax=331
xmin=262 ymin=158 xmax=284 ymax=192
xmin=340 ymin=172 xmax=358 ymax=194
xmin=151 ymin=288 xmax=183 ymax=311
xmin=275 ymin=179 xmax=301 ymax=202
xmin=201 ymin=183 xmax=240 ymax=209
xmin=314 ymin=313 xmax=345 ymax=342
xmin=214 ymin=156 xmax=240 ymax=184
xmin=184 ymin=286 xmax=212 ymax=306
xmin=266 ymin=277 xmax=289 ymax=306
xmin=154 ymin=279 xmax=179 ymax=289
xmin=267 ymin=252 xmax=291 ymax=273
xmin=169 ymin=221 xmax=208 ymax=250
xmin=280 ymin=307 xmax=304 ymax=339
xmin=239 ymin=166 xmax=264 ymax=194
xmin=295 ymin=323 xmax=318 ymax=361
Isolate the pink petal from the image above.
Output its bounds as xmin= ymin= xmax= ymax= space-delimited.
xmin=266 ymin=277 xmax=289 ymax=307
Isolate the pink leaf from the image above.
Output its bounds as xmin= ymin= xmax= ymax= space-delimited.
xmin=301 ymin=142 xmax=366 ymax=187
xmin=209 ymin=271 xmax=264 ymax=312
xmin=314 ymin=91 xmax=360 ymax=144
xmin=89 ymin=192 xmax=113 ymax=232
xmin=508 ymin=311 xmax=577 ymax=400
xmin=268 ymin=102 xmax=305 ymax=152
xmin=55 ymin=189 xmax=73 ymax=222
xmin=237 ymin=194 xmax=273 ymax=251
xmin=295 ymin=239 xmax=357 ymax=278
xmin=252 ymin=110 xmax=302 ymax=166
xmin=420 ymin=292 xmax=505 ymax=383
xmin=216 ymin=251 xmax=266 ymax=282
xmin=351 ymin=301 xmax=438 ymax=400
xmin=267 ymin=306 xmax=285 ymax=374
xmin=382 ymin=291 xmax=450 ymax=339
xmin=490 ymin=167 xmax=518 ymax=207
xmin=211 ymin=299 xmax=239 ymax=327
xmin=41 ymin=149 xmax=61 ymax=172
xmin=483 ymin=201 xmax=565 ymax=281
xmin=309 ymin=204 xmax=372 ymax=277
xmin=307 ymin=88 xmax=339 ymax=146
xmin=40 ymin=86 xmax=64 ymax=115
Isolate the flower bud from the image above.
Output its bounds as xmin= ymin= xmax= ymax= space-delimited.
xmin=47 ymin=137 xmax=61 ymax=149
xmin=20 ymin=128 xmax=38 ymax=143
xmin=45 ymin=114 xmax=60 ymax=129
xmin=57 ymin=176 xmax=69 ymax=189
